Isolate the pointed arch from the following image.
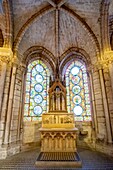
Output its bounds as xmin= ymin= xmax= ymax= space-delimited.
xmin=2 ymin=0 xmax=12 ymax=47
xmin=100 ymin=0 xmax=111 ymax=53
xmin=24 ymin=59 xmax=50 ymax=121
xmin=13 ymin=5 xmax=54 ymax=52
xmin=23 ymin=46 xmax=56 ymax=74
xmin=61 ymin=5 xmax=101 ymax=58
xmin=64 ymin=59 xmax=91 ymax=121
xmin=60 ymin=47 xmax=91 ymax=76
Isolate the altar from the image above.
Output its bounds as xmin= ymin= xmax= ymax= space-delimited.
xmin=35 ymin=78 xmax=82 ymax=168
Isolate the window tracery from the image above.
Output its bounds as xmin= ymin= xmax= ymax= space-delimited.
xmin=24 ymin=60 xmax=50 ymax=121
xmin=65 ymin=60 xmax=91 ymax=121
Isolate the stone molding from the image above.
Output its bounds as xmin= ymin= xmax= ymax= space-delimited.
xmin=0 ymin=55 xmax=10 ymax=63
xmin=13 ymin=3 xmax=101 ymax=59
xmin=92 ymin=51 xmax=113 ymax=70
xmin=61 ymin=5 xmax=100 ymax=57
xmin=0 ymin=47 xmax=13 ymax=63
xmin=23 ymin=46 xmax=55 ymax=74
xmin=103 ymin=51 xmax=113 ymax=62
xmin=13 ymin=5 xmax=54 ymax=51
xmin=60 ymin=47 xmax=91 ymax=76
xmin=100 ymin=0 xmax=111 ymax=52
xmin=2 ymin=0 xmax=12 ymax=48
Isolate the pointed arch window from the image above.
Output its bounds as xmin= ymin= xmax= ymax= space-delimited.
xmin=24 ymin=60 xmax=50 ymax=121
xmin=65 ymin=60 xmax=91 ymax=121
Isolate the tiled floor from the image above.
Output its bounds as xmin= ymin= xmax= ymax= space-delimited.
xmin=0 ymin=147 xmax=113 ymax=170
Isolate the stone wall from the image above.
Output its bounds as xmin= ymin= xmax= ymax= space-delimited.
xmin=0 ymin=0 xmax=113 ymax=160
xmin=9 ymin=66 xmax=22 ymax=144
xmin=103 ymin=66 xmax=113 ymax=134
xmin=0 ymin=62 xmax=12 ymax=139
xmin=0 ymin=62 xmax=12 ymax=159
xmin=0 ymin=62 xmax=23 ymax=159
xmin=0 ymin=60 xmax=1 ymax=76
xmin=22 ymin=121 xmax=41 ymax=151
xmin=18 ymin=9 xmax=98 ymax=64
xmin=92 ymin=68 xmax=106 ymax=140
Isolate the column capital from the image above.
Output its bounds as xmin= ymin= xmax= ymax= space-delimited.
xmin=103 ymin=51 xmax=113 ymax=63
xmin=94 ymin=59 xmax=109 ymax=70
xmin=0 ymin=55 xmax=10 ymax=63
xmin=93 ymin=61 xmax=103 ymax=70
xmin=0 ymin=47 xmax=13 ymax=63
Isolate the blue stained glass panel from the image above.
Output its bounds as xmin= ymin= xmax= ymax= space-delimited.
xmin=31 ymin=77 xmax=36 ymax=84
xmin=66 ymin=60 xmax=91 ymax=121
xmin=30 ymin=89 xmax=36 ymax=97
xmin=72 ymin=86 xmax=81 ymax=94
xmin=35 ymin=84 xmax=43 ymax=92
xmin=32 ymin=67 xmax=37 ymax=76
xmin=42 ymin=100 xmax=46 ymax=106
xmin=71 ymin=66 xmax=79 ymax=75
xmin=26 ymin=73 xmax=30 ymax=81
xmin=72 ymin=76 xmax=80 ymax=84
xmin=34 ymin=106 xmax=43 ymax=115
xmin=74 ymin=106 xmax=83 ymax=115
xmin=35 ymin=74 xmax=43 ymax=83
xmin=25 ymin=93 xmax=29 ymax=103
xmin=34 ymin=94 xmax=43 ymax=104
xmin=24 ymin=117 xmax=31 ymax=121
xmin=73 ymin=95 xmax=82 ymax=104
xmin=36 ymin=64 xmax=44 ymax=72
xmin=24 ymin=60 xmax=50 ymax=121
xmin=26 ymin=84 xmax=30 ymax=92
xmin=30 ymin=99 xmax=35 ymax=109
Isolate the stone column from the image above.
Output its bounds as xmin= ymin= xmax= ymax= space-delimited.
xmin=102 ymin=52 xmax=113 ymax=138
xmin=0 ymin=53 xmax=11 ymax=146
xmin=89 ymin=70 xmax=98 ymax=135
xmin=0 ymin=57 xmax=9 ymax=116
xmin=17 ymin=64 xmax=26 ymax=142
xmin=109 ymin=62 xmax=113 ymax=96
xmin=101 ymin=1 xmax=110 ymax=52
xmin=99 ymin=68 xmax=112 ymax=143
xmin=0 ymin=56 xmax=10 ymax=150
xmin=3 ymin=60 xmax=18 ymax=144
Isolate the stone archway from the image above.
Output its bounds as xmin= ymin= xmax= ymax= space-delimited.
xmin=21 ymin=46 xmax=55 ymax=151
xmin=59 ymin=48 xmax=94 ymax=148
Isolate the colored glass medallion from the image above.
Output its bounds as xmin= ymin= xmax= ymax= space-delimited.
xmin=24 ymin=60 xmax=50 ymax=121
xmin=66 ymin=60 xmax=91 ymax=121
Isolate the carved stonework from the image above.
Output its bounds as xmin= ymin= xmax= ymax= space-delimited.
xmin=94 ymin=60 xmax=110 ymax=70
xmin=39 ymin=78 xmax=78 ymax=153
xmin=0 ymin=56 xmax=10 ymax=63
xmin=41 ymin=131 xmax=76 ymax=152
xmin=94 ymin=51 xmax=113 ymax=71
xmin=49 ymin=79 xmax=67 ymax=111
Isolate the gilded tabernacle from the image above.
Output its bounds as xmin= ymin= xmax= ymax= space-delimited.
xmin=36 ymin=77 xmax=82 ymax=168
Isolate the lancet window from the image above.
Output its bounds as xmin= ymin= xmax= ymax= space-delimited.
xmin=65 ymin=60 xmax=91 ymax=121
xmin=24 ymin=60 xmax=50 ymax=121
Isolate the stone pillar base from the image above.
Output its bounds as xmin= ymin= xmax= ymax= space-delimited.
xmin=0 ymin=143 xmax=20 ymax=160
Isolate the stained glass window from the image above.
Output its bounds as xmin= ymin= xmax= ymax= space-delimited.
xmin=24 ymin=60 xmax=50 ymax=121
xmin=66 ymin=60 xmax=91 ymax=121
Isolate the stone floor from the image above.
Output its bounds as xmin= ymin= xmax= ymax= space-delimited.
xmin=0 ymin=147 xmax=113 ymax=170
